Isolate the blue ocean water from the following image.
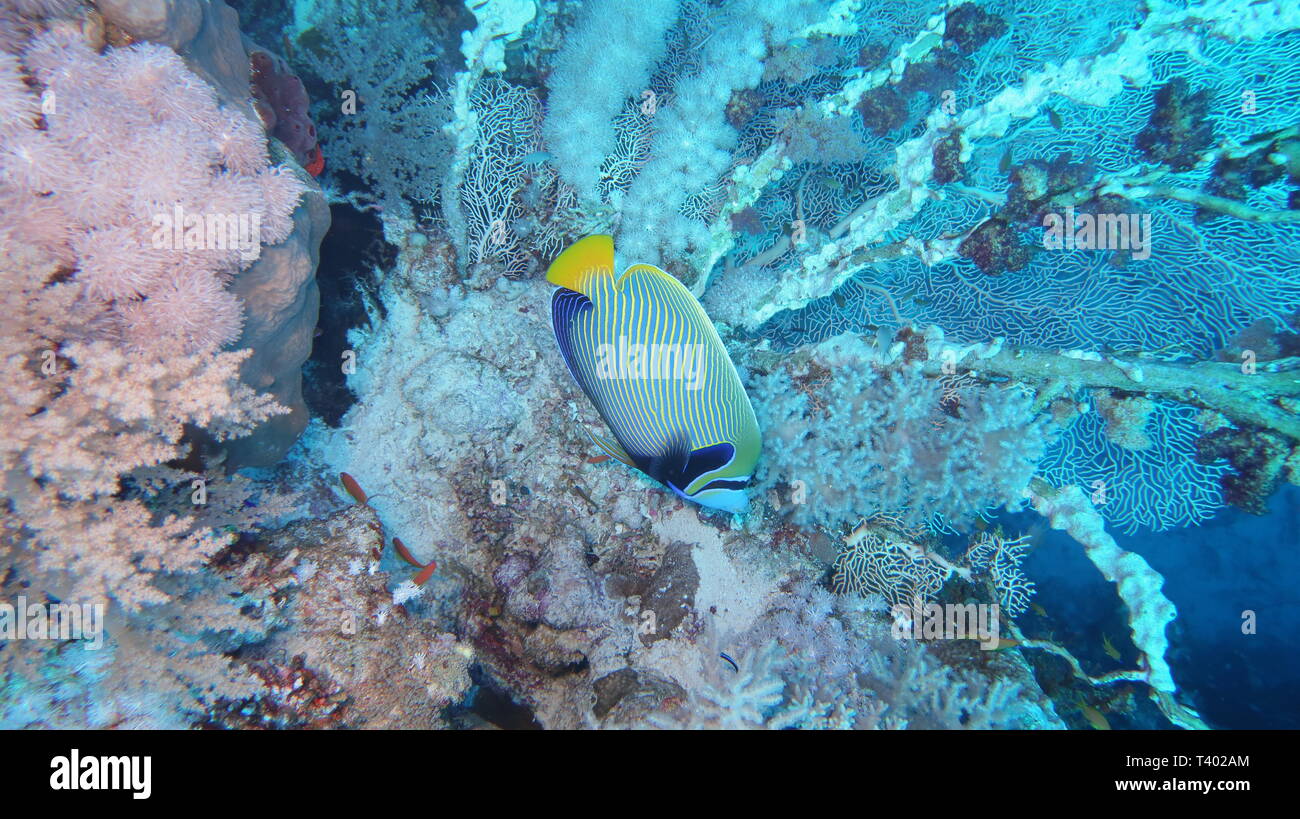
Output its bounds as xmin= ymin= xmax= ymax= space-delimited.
xmin=1000 ymin=484 xmax=1300 ymax=729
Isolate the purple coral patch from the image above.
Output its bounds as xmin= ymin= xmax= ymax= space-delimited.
xmin=249 ymin=46 xmax=322 ymax=173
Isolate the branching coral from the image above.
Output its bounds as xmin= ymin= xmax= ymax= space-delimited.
xmin=830 ymin=519 xmax=955 ymax=606
xmin=297 ymin=0 xmax=451 ymax=216
xmin=714 ymin=576 xmax=1060 ymax=729
xmin=1025 ymin=480 xmax=1206 ymax=729
xmin=755 ymin=333 xmax=1054 ymax=532
xmin=652 ymin=641 xmax=811 ymax=730
xmin=0 ymin=234 xmax=287 ymax=609
xmin=1041 ymin=395 xmax=1229 ymax=532
xmin=964 ymin=531 xmax=1035 ymax=619
xmin=612 ymin=0 xmax=828 ymax=272
xmin=456 ymin=78 xmax=560 ymax=281
xmin=540 ymin=0 xmax=678 ymax=205
xmin=828 ymin=515 xmax=1035 ymax=621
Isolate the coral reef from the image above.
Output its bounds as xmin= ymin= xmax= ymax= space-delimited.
xmin=294 ymin=0 xmax=454 ymax=217
xmin=0 ymin=0 xmax=328 ymax=720
xmin=0 ymin=26 xmax=312 ymax=610
xmin=4 ymin=0 xmax=1299 ymax=733
xmin=207 ymin=504 xmax=474 ymax=729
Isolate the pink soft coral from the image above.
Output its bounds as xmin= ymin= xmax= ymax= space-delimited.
xmin=0 ymin=30 xmax=306 ymax=355
xmin=0 ymin=30 xmax=298 ymax=611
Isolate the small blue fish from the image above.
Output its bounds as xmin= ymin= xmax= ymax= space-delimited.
xmin=548 ymin=236 xmax=761 ymax=513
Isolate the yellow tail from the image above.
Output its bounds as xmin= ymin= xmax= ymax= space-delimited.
xmin=545 ymin=235 xmax=615 ymax=296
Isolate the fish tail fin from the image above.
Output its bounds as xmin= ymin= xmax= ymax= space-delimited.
xmin=546 ymin=235 xmax=614 ymax=296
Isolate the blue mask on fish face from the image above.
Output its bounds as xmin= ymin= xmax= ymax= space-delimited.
xmin=678 ymin=484 xmax=750 ymax=514
xmin=547 ymin=236 xmax=762 ymax=513
xmin=649 ymin=440 xmax=752 ymax=513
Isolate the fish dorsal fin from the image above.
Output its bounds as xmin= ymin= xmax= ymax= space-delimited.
xmin=546 ymin=234 xmax=614 ymax=297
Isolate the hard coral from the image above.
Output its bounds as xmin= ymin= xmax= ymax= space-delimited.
xmin=1194 ymin=424 xmax=1294 ymax=515
xmin=856 ymin=84 xmax=908 ymax=137
xmin=958 ymin=217 xmax=1036 ymax=275
xmin=1199 ymin=130 xmax=1300 ymax=223
xmin=932 ymin=131 xmax=965 ymax=184
xmin=1093 ymin=389 xmax=1157 ymax=451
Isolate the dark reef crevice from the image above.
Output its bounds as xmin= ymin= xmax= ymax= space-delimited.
xmin=303 ymin=202 xmax=394 ymax=427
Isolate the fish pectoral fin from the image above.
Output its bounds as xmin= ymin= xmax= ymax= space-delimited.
xmin=644 ymin=431 xmax=691 ymax=489
xmin=584 ymin=428 xmax=637 ymax=468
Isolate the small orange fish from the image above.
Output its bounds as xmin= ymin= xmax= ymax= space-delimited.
xmin=390 ymin=535 xmax=436 ymax=584
xmin=339 ymin=472 xmax=368 ymax=505
xmin=391 ymin=536 xmax=424 ymax=569
xmin=413 ymin=561 xmax=438 ymax=586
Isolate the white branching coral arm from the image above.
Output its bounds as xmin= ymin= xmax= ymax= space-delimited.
xmin=1027 ymin=480 xmax=1208 ymax=730
xmin=752 ymin=323 xmax=1300 ymax=443
xmin=690 ymin=3 xmax=953 ymax=294
xmin=933 ymin=334 xmax=1300 ymax=442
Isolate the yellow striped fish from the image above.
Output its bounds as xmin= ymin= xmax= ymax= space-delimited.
xmin=548 ymin=235 xmax=761 ymax=513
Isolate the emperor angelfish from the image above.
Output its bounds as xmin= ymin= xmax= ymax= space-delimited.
xmin=548 ymin=235 xmax=761 ymax=513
